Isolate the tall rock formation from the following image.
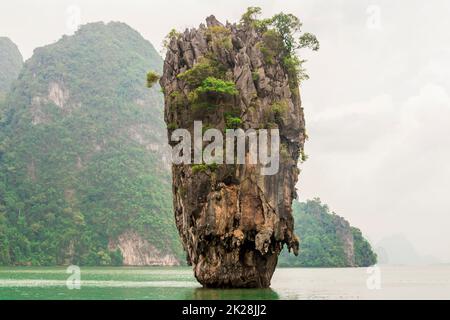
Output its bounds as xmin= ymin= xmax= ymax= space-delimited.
xmin=160 ymin=15 xmax=307 ymax=287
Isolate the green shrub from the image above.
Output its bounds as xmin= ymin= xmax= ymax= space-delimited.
xmin=110 ymin=249 xmax=123 ymax=266
xmin=240 ymin=8 xmax=319 ymax=86
xmin=300 ymin=149 xmax=308 ymax=162
xmin=97 ymin=250 xmax=112 ymax=266
xmin=299 ymin=32 xmax=320 ymax=51
xmin=167 ymin=122 xmax=178 ymax=130
xmin=195 ymin=77 xmax=238 ymax=96
xmin=169 ymin=91 xmax=186 ymax=109
xmin=177 ymin=56 xmax=235 ymax=111
xmin=206 ymin=26 xmax=233 ymax=50
xmin=207 ymin=25 xmax=231 ymax=37
xmin=283 ymin=55 xmax=309 ymax=87
xmin=177 ymin=57 xmax=225 ymax=88
xmin=190 ymin=99 xmax=217 ymax=112
xmin=271 ymin=100 xmax=288 ymax=122
xmin=258 ymin=29 xmax=284 ymax=65
xmin=240 ymin=7 xmax=262 ymax=26
xmin=187 ymin=77 xmax=238 ymax=110
xmin=225 ymin=115 xmax=242 ymax=129
xmin=191 ymin=163 xmax=218 ymax=174
xmin=146 ymin=71 xmax=159 ymax=88
xmin=162 ymin=28 xmax=181 ymax=49
xmin=252 ymin=71 xmax=260 ymax=82
xmin=240 ymin=7 xmax=271 ymax=32
xmin=208 ymin=163 xmax=218 ymax=172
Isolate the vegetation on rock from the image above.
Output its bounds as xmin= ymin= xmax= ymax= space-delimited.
xmin=159 ymin=10 xmax=313 ymax=287
xmin=146 ymin=71 xmax=160 ymax=88
xmin=241 ymin=7 xmax=319 ymax=88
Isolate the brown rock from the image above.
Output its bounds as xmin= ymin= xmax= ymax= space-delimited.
xmin=160 ymin=15 xmax=306 ymax=288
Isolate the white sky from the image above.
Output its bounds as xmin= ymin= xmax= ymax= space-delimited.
xmin=1 ymin=0 xmax=450 ymax=261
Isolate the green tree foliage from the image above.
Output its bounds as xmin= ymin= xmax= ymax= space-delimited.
xmin=0 ymin=22 xmax=183 ymax=266
xmin=177 ymin=57 xmax=225 ymax=88
xmin=191 ymin=163 xmax=218 ymax=174
xmin=206 ymin=26 xmax=233 ymax=50
xmin=195 ymin=77 xmax=238 ymax=96
xmin=279 ymin=199 xmax=377 ymax=267
xmin=188 ymin=77 xmax=237 ymax=110
xmin=240 ymin=7 xmax=319 ymax=88
xmin=352 ymin=227 xmax=377 ymax=266
xmin=162 ymin=29 xmax=181 ymax=49
xmin=177 ymin=55 xmax=235 ymax=110
xmin=239 ymin=6 xmax=262 ymax=26
xmin=258 ymin=29 xmax=284 ymax=65
xmin=299 ymin=32 xmax=320 ymax=51
xmin=225 ymin=115 xmax=242 ymax=129
xmin=270 ymin=13 xmax=303 ymax=54
xmin=146 ymin=71 xmax=160 ymax=88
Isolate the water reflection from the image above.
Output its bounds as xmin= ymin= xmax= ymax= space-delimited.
xmin=189 ymin=287 xmax=280 ymax=300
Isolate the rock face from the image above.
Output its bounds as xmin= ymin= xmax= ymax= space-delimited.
xmin=109 ymin=230 xmax=180 ymax=266
xmin=160 ymin=16 xmax=306 ymax=287
xmin=334 ymin=215 xmax=356 ymax=267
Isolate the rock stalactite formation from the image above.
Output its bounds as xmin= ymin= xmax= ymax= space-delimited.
xmin=160 ymin=15 xmax=307 ymax=288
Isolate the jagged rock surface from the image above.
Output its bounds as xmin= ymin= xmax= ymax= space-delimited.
xmin=160 ymin=16 xmax=306 ymax=287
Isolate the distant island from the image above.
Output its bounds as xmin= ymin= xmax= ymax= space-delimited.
xmin=279 ymin=198 xmax=377 ymax=267
xmin=375 ymin=234 xmax=439 ymax=266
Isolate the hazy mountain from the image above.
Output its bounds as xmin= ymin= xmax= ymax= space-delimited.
xmin=0 ymin=37 xmax=23 ymax=114
xmin=0 ymin=37 xmax=23 ymax=94
xmin=376 ymin=234 xmax=440 ymax=265
xmin=0 ymin=22 xmax=182 ymax=266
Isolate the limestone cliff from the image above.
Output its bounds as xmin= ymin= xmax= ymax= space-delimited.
xmin=0 ymin=22 xmax=182 ymax=266
xmin=334 ymin=215 xmax=356 ymax=267
xmin=160 ymin=14 xmax=309 ymax=287
xmin=109 ymin=231 xmax=179 ymax=266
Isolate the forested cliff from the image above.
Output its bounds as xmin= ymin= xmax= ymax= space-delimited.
xmin=0 ymin=22 xmax=181 ymax=266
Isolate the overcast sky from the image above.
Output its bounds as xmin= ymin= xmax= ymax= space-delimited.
xmin=1 ymin=0 xmax=449 ymax=262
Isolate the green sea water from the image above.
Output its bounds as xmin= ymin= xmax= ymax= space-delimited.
xmin=1 ymin=266 xmax=449 ymax=300
xmin=0 ymin=267 xmax=278 ymax=300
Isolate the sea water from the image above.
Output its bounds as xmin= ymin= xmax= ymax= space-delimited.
xmin=0 ymin=265 xmax=449 ymax=300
